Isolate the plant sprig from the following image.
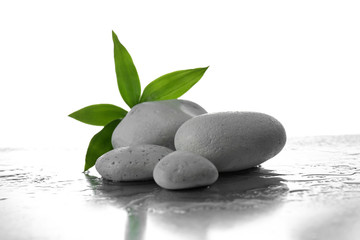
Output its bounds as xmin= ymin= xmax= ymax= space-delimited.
xmin=69 ymin=31 xmax=208 ymax=171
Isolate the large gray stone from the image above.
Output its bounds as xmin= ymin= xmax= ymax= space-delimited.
xmin=174 ymin=111 xmax=286 ymax=172
xmin=112 ymin=99 xmax=207 ymax=150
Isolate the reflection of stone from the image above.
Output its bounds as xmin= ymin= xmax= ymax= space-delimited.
xmin=87 ymin=167 xmax=288 ymax=240
xmin=87 ymin=167 xmax=288 ymax=207
xmin=151 ymin=167 xmax=288 ymax=210
xmin=146 ymin=168 xmax=288 ymax=240
xmin=87 ymin=177 xmax=160 ymax=207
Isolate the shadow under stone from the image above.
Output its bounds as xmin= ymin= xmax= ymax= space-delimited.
xmin=85 ymin=167 xmax=288 ymax=240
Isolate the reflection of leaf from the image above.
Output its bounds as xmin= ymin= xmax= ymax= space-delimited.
xmin=69 ymin=104 xmax=127 ymax=126
xmin=125 ymin=209 xmax=147 ymax=240
xmin=140 ymin=67 xmax=208 ymax=102
xmin=113 ymin=31 xmax=141 ymax=108
xmin=84 ymin=174 xmax=102 ymax=190
xmin=84 ymin=119 xmax=121 ymax=171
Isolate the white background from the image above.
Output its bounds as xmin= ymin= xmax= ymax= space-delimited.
xmin=1 ymin=0 xmax=359 ymax=148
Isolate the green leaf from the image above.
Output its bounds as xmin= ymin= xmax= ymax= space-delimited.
xmin=112 ymin=31 xmax=141 ymax=108
xmin=84 ymin=119 xmax=121 ymax=171
xmin=69 ymin=104 xmax=127 ymax=126
xmin=140 ymin=67 xmax=208 ymax=102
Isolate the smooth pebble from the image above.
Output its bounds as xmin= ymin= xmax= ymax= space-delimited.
xmin=153 ymin=151 xmax=219 ymax=190
xmin=174 ymin=111 xmax=286 ymax=172
xmin=111 ymin=99 xmax=207 ymax=150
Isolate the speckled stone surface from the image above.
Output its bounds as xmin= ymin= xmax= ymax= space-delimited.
xmin=153 ymin=151 xmax=218 ymax=190
xmin=112 ymin=99 xmax=207 ymax=150
xmin=95 ymin=144 xmax=173 ymax=181
xmin=175 ymin=112 xmax=286 ymax=172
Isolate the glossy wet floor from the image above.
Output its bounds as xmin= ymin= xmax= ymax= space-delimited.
xmin=1 ymin=135 xmax=360 ymax=240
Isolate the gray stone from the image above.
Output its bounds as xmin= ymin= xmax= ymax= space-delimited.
xmin=112 ymin=99 xmax=207 ymax=150
xmin=174 ymin=112 xmax=286 ymax=172
xmin=95 ymin=144 xmax=173 ymax=181
xmin=153 ymin=151 xmax=219 ymax=190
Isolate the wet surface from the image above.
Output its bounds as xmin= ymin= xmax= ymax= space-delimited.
xmin=1 ymin=135 xmax=360 ymax=240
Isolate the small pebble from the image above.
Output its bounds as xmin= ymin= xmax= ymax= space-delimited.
xmin=95 ymin=144 xmax=173 ymax=181
xmin=153 ymin=151 xmax=219 ymax=190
